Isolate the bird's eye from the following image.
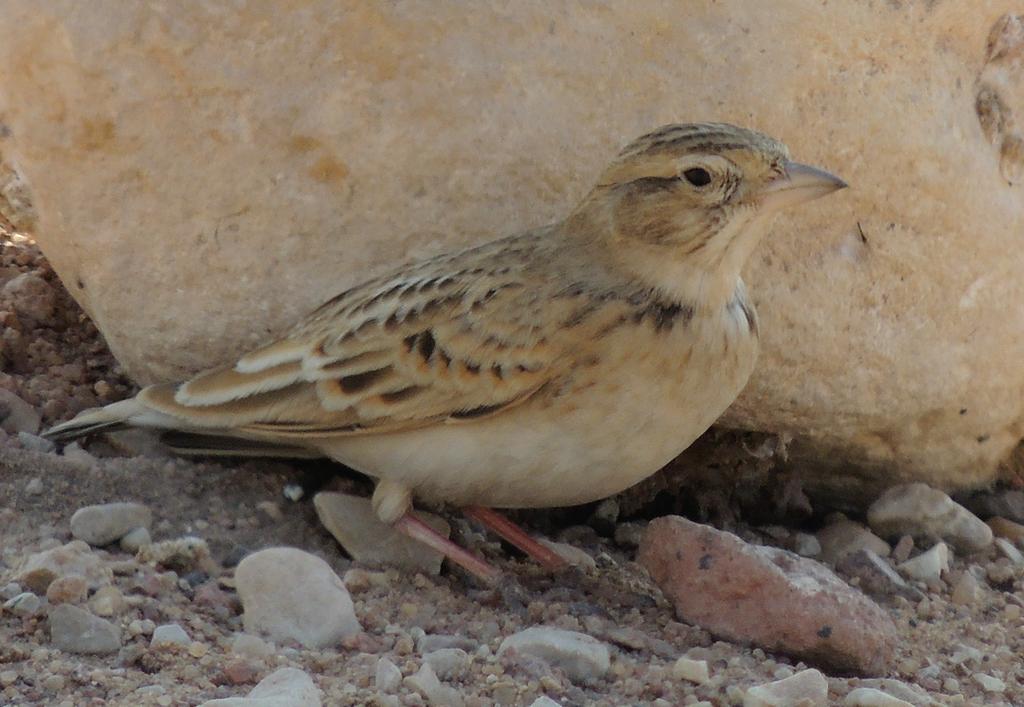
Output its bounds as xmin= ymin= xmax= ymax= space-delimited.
xmin=682 ymin=167 xmax=712 ymax=187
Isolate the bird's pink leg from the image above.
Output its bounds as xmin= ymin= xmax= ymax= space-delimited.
xmin=393 ymin=511 xmax=501 ymax=583
xmin=463 ymin=506 xmax=567 ymax=571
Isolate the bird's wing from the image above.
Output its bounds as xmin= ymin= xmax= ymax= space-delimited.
xmin=136 ymin=240 xmax=570 ymax=439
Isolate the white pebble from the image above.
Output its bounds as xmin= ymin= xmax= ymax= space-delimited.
xmin=150 ymin=623 xmax=190 ymax=649
xmin=672 ymin=656 xmax=709 ymax=684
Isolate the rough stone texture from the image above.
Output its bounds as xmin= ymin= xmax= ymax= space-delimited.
xmin=1 ymin=4 xmax=1024 ymax=496
xmin=867 ymin=484 xmax=993 ymax=553
xmin=835 ymin=549 xmax=923 ymax=602
xmin=313 ymin=492 xmax=447 ymax=575
xmin=639 ymin=516 xmax=897 ymax=675
xmin=49 ymin=604 xmax=122 ymax=654
xmin=816 ymin=520 xmax=891 ymax=565
xmin=70 ymin=502 xmax=153 ymax=547
xmin=0 ymin=389 xmax=41 ymax=434
xmin=235 ymin=547 xmax=360 ymax=649
xmin=200 ymin=667 xmax=322 ymax=707
xmin=743 ymin=669 xmax=828 ymax=707
xmin=896 ymin=542 xmax=950 ymax=583
xmin=15 ymin=540 xmax=110 ymax=593
xmin=497 ymin=627 xmax=611 ymax=684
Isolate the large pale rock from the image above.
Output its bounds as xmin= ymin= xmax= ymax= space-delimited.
xmin=2 ymin=3 xmax=1024 ymax=494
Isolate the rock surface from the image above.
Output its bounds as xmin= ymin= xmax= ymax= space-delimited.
xmin=15 ymin=540 xmax=110 ymax=593
xmin=313 ymin=492 xmax=447 ymax=574
xmin=235 ymin=547 xmax=360 ymax=649
xmin=744 ymin=669 xmax=828 ymax=707
xmin=70 ymin=502 xmax=153 ymax=547
xmin=49 ymin=604 xmax=121 ymax=654
xmin=200 ymin=667 xmax=322 ymax=707
xmin=867 ymin=484 xmax=992 ymax=553
xmin=2 ymin=3 xmax=1024 ymax=495
xmin=639 ymin=516 xmax=897 ymax=675
xmin=497 ymin=627 xmax=610 ymax=684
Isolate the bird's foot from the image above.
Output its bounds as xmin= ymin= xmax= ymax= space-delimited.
xmin=392 ymin=511 xmax=501 ymax=584
xmin=463 ymin=506 xmax=568 ymax=571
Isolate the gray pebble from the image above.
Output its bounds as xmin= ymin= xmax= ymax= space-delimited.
xmin=3 ymin=591 xmax=41 ymax=617
xmin=150 ymin=623 xmax=191 ymax=648
xmin=70 ymin=502 xmax=153 ymax=546
xmin=49 ymin=604 xmax=121 ymax=654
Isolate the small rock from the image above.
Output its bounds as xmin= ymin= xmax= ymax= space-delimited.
xmin=816 ymin=520 xmax=891 ymax=565
xmin=17 ymin=540 xmax=110 ymax=594
xmin=973 ymin=673 xmax=1006 ymax=693
xmin=867 ymin=483 xmax=992 ymax=553
xmin=890 ymin=535 xmax=915 ymax=564
xmin=835 ymin=549 xmax=922 ymax=601
xmin=896 ymin=542 xmax=950 ymax=583
xmin=403 ymin=663 xmax=463 ymax=706
xmin=120 ymin=527 xmax=152 ymax=553
xmin=613 ymin=521 xmax=646 ymax=548
xmin=375 ymin=656 xmax=403 ymax=692
xmin=949 ymin=642 xmax=983 ymax=666
xmin=498 ymin=626 xmax=610 ymax=683
xmin=3 ymin=271 xmax=56 ymax=322
xmin=45 ymin=574 xmax=88 ymax=605
xmin=424 ymin=648 xmax=470 ymax=680
xmin=61 ymin=442 xmax=96 ymax=468
xmin=89 ymin=585 xmax=126 ymax=617
xmin=232 ymin=633 xmax=274 ymax=658
xmin=744 ymin=668 xmax=828 ymax=707
xmin=672 ymin=657 xmax=709 ymax=684
xmin=18 ymin=431 xmax=54 ymax=453
xmin=993 ymin=537 xmax=1024 ymax=565
xmin=589 ymin=497 xmax=620 ymax=535
xmin=137 ymin=536 xmax=213 ymax=573
xmin=640 ymin=516 xmax=896 ymax=675
xmin=844 ymin=687 xmax=914 ymax=706
xmin=151 ymin=623 xmax=191 ymax=649
xmin=417 ymin=633 xmax=478 ymax=654
xmin=0 ymin=670 xmax=17 ymax=686
xmin=538 ymin=539 xmax=596 ymax=570
xmin=200 ymin=667 xmax=322 ymax=707
xmin=986 ymin=516 xmax=1024 ymax=546
xmin=235 ymin=547 xmax=360 ymax=648
xmin=49 ymin=604 xmax=121 ymax=654
xmin=0 ymin=388 xmax=40 ymax=434
xmin=0 ymin=582 xmax=22 ymax=600
xmin=961 ymin=489 xmax=1024 ymax=524
xmin=791 ymin=532 xmax=822 ymax=558
xmin=528 ymin=699 xmax=563 ymax=707
xmin=70 ymin=502 xmax=153 ymax=547
xmin=23 ymin=477 xmax=44 ymax=495
xmin=3 ymin=591 xmax=41 ymax=617
xmin=313 ymin=492 xmax=448 ymax=574
xmin=850 ymin=679 xmax=931 ymax=705
xmin=222 ymin=659 xmax=260 ymax=686
xmin=950 ymin=571 xmax=983 ymax=606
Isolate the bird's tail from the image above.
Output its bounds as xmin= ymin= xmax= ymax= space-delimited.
xmin=42 ymin=399 xmax=168 ymax=442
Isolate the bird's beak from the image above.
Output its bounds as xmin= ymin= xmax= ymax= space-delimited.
xmin=758 ymin=161 xmax=847 ymax=211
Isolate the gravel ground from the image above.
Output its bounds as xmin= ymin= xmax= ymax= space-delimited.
xmin=1 ymin=232 xmax=1023 ymax=706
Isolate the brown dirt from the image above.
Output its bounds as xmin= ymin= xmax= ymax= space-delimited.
xmin=1 ymin=231 xmax=1021 ymax=706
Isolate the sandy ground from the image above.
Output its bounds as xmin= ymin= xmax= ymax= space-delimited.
xmin=1 ymin=232 xmax=1022 ymax=706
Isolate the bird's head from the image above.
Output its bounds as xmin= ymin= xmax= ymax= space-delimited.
xmin=575 ymin=122 xmax=846 ymax=305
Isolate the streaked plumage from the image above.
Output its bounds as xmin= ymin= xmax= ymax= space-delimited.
xmin=46 ymin=123 xmax=845 ymax=577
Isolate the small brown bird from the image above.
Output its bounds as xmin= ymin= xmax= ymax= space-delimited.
xmin=46 ymin=123 xmax=845 ymax=580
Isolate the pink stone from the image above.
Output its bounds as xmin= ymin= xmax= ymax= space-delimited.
xmin=638 ymin=516 xmax=896 ymax=675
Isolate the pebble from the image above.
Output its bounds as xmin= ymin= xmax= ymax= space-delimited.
xmin=791 ymin=532 xmax=822 ymax=558
xmin=613 ymin=521 xmax=646 ymax=548
xmin=18 ymin=432 xmax=55 ymax=453
xmin=896 ymin=542 xmax=950 ymax=582
xmin=128 ymin=619 xmax=157 ymax=637
xmin=404 ymin=663 xmax=463 ymax=706
xmin=61 ymin=442 xmax=97 ymax=468
xmin=41 ymin=674 xmax=65 ymax=692
xmin=231 ymin=633 xmax=274 ymax=658
xmin=0 ymin=388 xmax=41 ymax=434
xmin=23 ymin=476 xmax=44 ymax=495
xmin=235 ymin=547 xmax=361 ymax=648
xmin=89 ymin=585 xmax=126 ymax=617
xmin=497 ymin=626 xmax=610 ymax=683
xmin=417 ymin=633 xmax=479 ymax=654
xmin=835 ymin=549 xmax=922 ymax=601
xmin=1 ymin=582 xmax=22 ymax=600
xmin=538 ymin=539 xmax=596 ymax=570
xmin=950 ymin=571 xmax=983 ymax=606
xmin=137 ymin=536 xmax=212 ymax=573
xmin=3 ymin=271 xmax=56 ymax=321
xmin=986 ymin=516 xmax=1024 ymax=546
xmin=200 ymin=667 xmax=322 ymax=706
xmin=375 ymin=656 xmax=403 ymax=692
xmin=867 ymin=483 xmax=992 ymax=553
xmin=3 ymin=591 xmax=41 ymax=617
xmin=70 ymin=502 xmax=153 ymax=547
xmin=844 ymin=687 xmax=914 ymax=706
xmin=816 ymin=520 xmax=891 ymax=564
xmin=49 ymin=604 xmax=121 ymax=654
xmin=15 ymin=541 xmax=110 ymax=594
xmin=993 ymin=537 xmax=1024 ymax=565
xmin=424 ymin=647 xmax=470 ymax=680
xmin=672 ymin=656 xmax=709 ymax=684
xmin=639 ymin=516 xmax=896 ymax=675
xmin=890 ymin=535 xmax=915 ymax=563
xmin=743 ymin=668 xmax=828 ymax=707
xmin=973 ymin=673 xmax=1006 ymax=693
xmin=120 ymin=526 xmax=152 ymax=552
xmin=961 ymin=489 xmax=1024 ymax=524
xmin=150 ymin=623 xmax=191 ymax=649
xmin=0 ymin=670 xmax=17 ymax=686
xmin=313 ymin=492 xmax=448 ymax=574
xmin=222 ymin=659 xmax=260 ymax=686
xmin=45 ymin=574 xmax=88 ymax=605
xmin=528 ymin=698 xmax=563 ymax=707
